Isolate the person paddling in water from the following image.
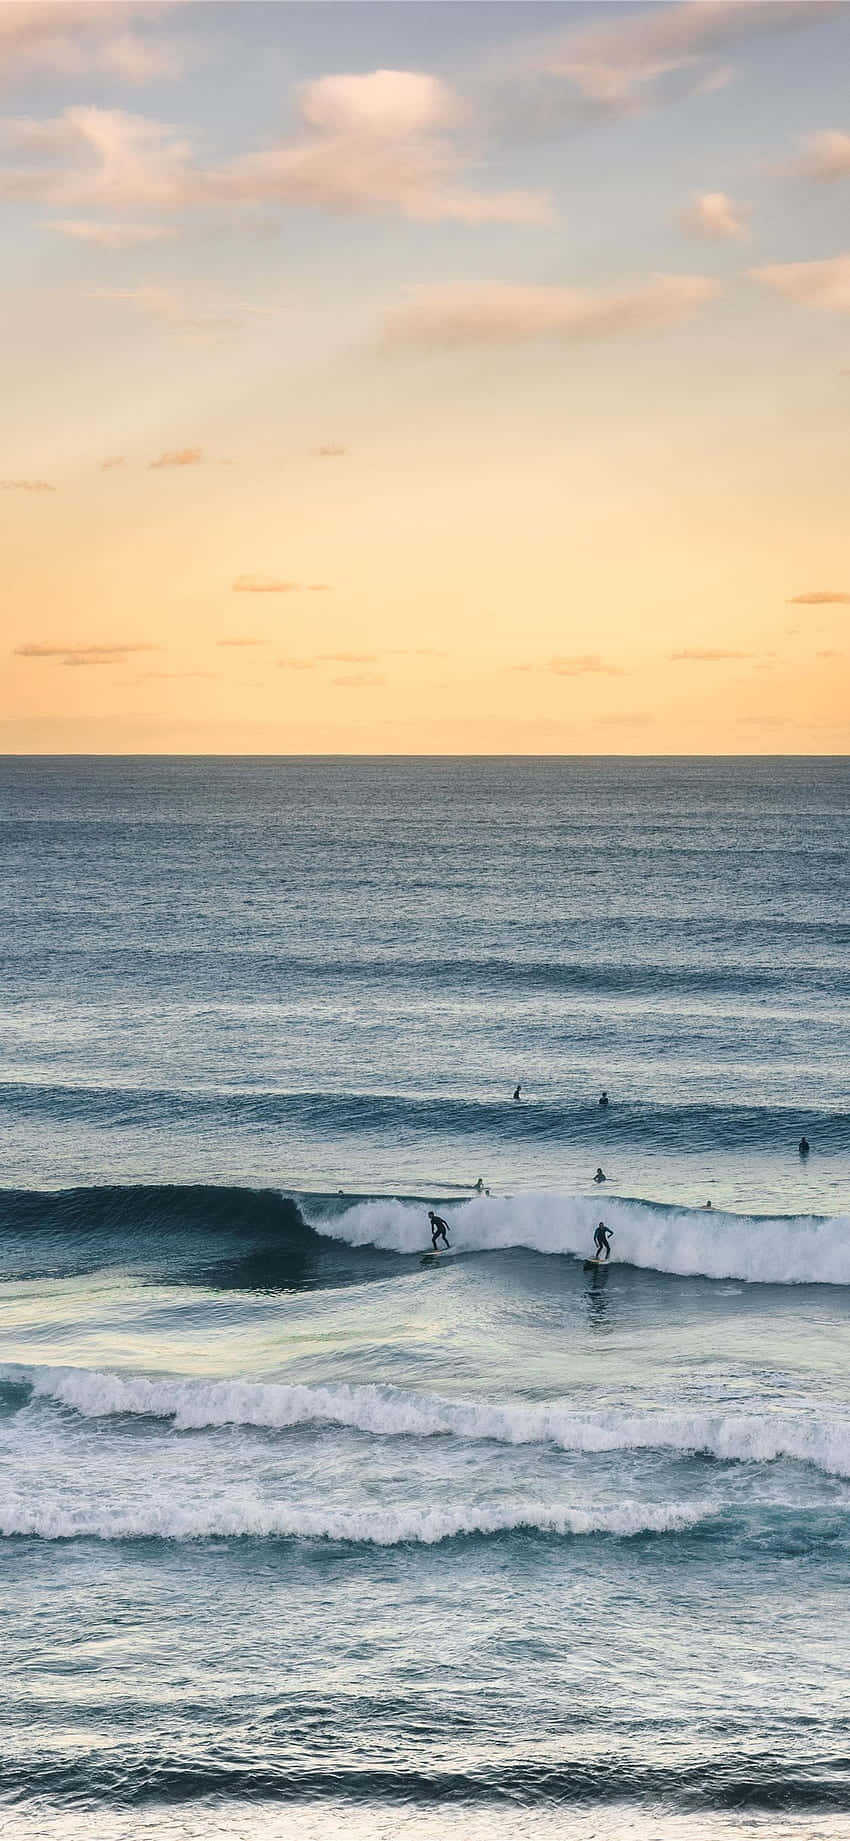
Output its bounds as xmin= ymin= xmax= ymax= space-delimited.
xmin=428 ymin=1211 xmax=451 ymax=1251
xmin=593 ymin=1221 xmax=613 ymax=1261
xmin=593 ymin=1167 xmax=607 ymax=1184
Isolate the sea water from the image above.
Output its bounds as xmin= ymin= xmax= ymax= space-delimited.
xmin=1 ymin=756 xmax=848 ymax=1839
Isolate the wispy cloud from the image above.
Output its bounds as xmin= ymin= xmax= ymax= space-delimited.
xmin=788 ymin=589 xmax=850 ymax=604
xmin=16 ymin=641 xmax=159 ymax=664
xmin=308 ymin=583 xmax=332 ymax=592
xmin=332 ymin=672 xmax=385 ymax=688
xmin=750 ymin=256 xmax=850 ymax=313
xmin=319 ymin=652 xmax=379 ymax=664
xmin=233 ymin=574 xmax=298 ymax=593
xmin=148 ymin=446 xmax=203 ymax=469
xmin=550 ymin=654 xmax=626 ymax=677
xmin=277 ymin=656 xmax=317 ymax=671
xmin=507 ymin=2 xmax=842 ymax=116
xmin=217 ymin=637 xmax=265 ymax=648
xmin=91 ymin=284 xmax=257 ymax=337
xmin=671 ymin=648 xmax=754 ymax=660
xmin=50 ymin=217 xmax=173 ymax=245
xmin=1 ymin=477 xmax=55 ymax=491
xmin=678 ymin=190 xmax=747 ymax=240
xmin=0 ymin=3 xmax=189 ymax=92
xmin=101 ymin=455 xmax=124 ymax=471
xmin=383 ymin=275 xmax=718 ymax=348
xmin=314 ymin=445 xmax=347 ymax=457
xmin=793 ymin=130 xmax=850 ymax=181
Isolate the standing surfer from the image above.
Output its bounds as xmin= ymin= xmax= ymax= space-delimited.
xmin=428 ymin=1211 xmax=451 ymax=1251
xmin=592 ymin=1221 xmax=613 ymax=1261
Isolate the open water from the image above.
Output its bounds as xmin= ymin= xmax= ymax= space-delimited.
xmin=1 ymin=756 xmax=849 ymax=1840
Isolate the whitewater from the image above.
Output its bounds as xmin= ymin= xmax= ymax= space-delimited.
xmin=318 ymin=1189 xmax=850 ymax=1284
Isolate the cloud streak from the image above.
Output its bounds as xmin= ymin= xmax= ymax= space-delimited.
xmin=1 ymin=477 xmax=55 ymax=491
xmin=510 ymin=2 xmax=843 ymax=115
xmin=550 ymin=654 xmax=626 ymax=677
xmin=671 ymin=648 xmax=753 ymax=661
xmin=16 ymin=641 xmax=159 ymax=664
xmin=233 ymin=575 xmax=298 ymax=593
xmin=750 ymin=256 xmax=850 ymax=313
xmin=383 ymin=275 xmax=718 ymax=348
xmin=50 ymin=217 xmax=173 ymax=245
xmin=148 ymin=446 xmax=203 ymax=469
xmin=788 ymin=590 xmax=850 ymax=604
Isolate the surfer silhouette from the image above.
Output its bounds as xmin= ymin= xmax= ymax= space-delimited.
xmin=798 ymin=1136 xmax=810 ymax=1156
xmin=513 ymin=1083 xmax=522 ymax=1101
xmin=593 ymin=1221 xmax=613 ymax=1261
xmin=593 ymin=1167 xmax=607 ymax=1184
xmin=599 ymin=1090 xmax=609 ymax=1107
xmin=428 ymin=1211 xmax=450 ymax=1250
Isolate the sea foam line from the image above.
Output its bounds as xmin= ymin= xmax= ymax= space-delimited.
xmin=0 ymin=1491 xmax=708 ymax=1544
xmin=22 ymin=1368 xmax=850 ymax=1478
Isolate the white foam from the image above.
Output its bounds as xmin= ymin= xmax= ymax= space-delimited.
xmin=321 ymin=1192 xmax=850 ymax=1286
xmin=0 ymin=1488 xmax=708 ymax=1544
xmin=27 ymin=1368 xmax=850 ymax=1478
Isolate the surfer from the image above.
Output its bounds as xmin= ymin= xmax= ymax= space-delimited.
xmin=593 ymin=1221 xmax=613 ymax=1261
xmin=513 ymin=1083 xmax=522 ymax=1101
xmin=474 ymin=1178 xmax=484 ymax=1192
xmin=593 ymin=1167 xmax=607 ymax=1184
xmin=599 ymin=1090 xmax=609 ymax=1107
xmin=798 ymin=1136 xmax=810 ymax=1156
xmin=428 ymin=1210 xmax=451 ymax=1250
xmin=703 ymin=1200 xmax=713 ymax=1210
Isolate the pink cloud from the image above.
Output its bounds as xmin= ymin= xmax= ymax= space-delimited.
xmin=383 ymin=275 xmax=718 ymax=348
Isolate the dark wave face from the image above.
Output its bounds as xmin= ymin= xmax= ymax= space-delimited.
xmin=1 ymin=759 xmax=849 ymax=1839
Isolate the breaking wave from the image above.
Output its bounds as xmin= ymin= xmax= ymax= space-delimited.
xmin=324 ymin=1191 xmax=850 ymax=1285
xmin=16 ymin=1367 xmax=850 ymax=1479
xmin=0 ymin=1490 xmax=708 ymax=1544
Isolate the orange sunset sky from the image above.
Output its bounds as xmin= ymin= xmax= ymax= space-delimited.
xmin=2 ymin=0 xmax=850 ymax=753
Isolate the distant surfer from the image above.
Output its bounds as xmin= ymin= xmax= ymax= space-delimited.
xmin=799 ymin=1136 xmax=810 ymax=1156
xmin=474 ymin=1178 xmax=484 ymax=1193
xmin=599 ymin=1090 xmax=609 ymax=1107
xmin=513 ymin=1083 xmax=522 ymax=1102
xmin=593 ymin=1167 xmax=607 ymax=1184
xmin=593 ymin=1221 xmax=613 ymax=1261
xmin=428 ymin=1210 xmax=451 ymax=1250
xmin=703 ymin=1200 xmax=713 ymax=1210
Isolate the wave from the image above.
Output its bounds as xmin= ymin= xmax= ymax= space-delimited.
xmin=0 ymin=1490 xmax=709 ymax=1543
xmin=1 ymin=1078 xmax=848 ymax=1154
xmin=22 ymin=1368 xmax=850 ymax=1478
xmin=1 ymin=1182 xmax=848 ymax=1285
xmin=325 ymin=1191 xmax=850 ymax=1285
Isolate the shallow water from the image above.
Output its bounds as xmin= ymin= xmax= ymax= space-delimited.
xmin=1 ymin=758 xmax=848 ymax=1837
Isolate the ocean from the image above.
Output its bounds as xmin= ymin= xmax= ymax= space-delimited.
xmin=1 ymin=755 xmax=849 ymax=1841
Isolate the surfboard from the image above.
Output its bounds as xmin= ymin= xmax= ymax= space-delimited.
xmin=583 ymin=1257 xmax=611 ymax=1269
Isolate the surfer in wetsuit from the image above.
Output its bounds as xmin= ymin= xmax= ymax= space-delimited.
xmin=799 ymin=1136 xmax=810 ymax=1156
xmin=599 ymin=1090 xmax=609 ymax=1107
xmin=593 ymin=1167 xmax=607 ymax=1184
xmin=428 ymin=1211 xmax=451 ymax=1250
xmin=593 ymin=1221 xmax=613 ymax=1261
xmin=513 ymin=1083 xmax=522 ymax=1101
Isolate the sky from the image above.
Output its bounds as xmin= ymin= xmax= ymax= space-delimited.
xmin=2 ymin=0 xmax=850 ymax=755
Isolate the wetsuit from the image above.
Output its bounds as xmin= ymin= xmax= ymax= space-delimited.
xmin=429 ymin=1214 xmax=450 ymax=1250
xmin=593 ymin=1225 xmax=612 ymax=1261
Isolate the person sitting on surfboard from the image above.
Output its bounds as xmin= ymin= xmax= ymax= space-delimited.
xmin=428 ymin=1211 xmax=451 ymax=1250
xmin=593 ymin=1167 xmax=607 ymax=1184
xmin=593 ymin=1221 xmax=613 ymax=1261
